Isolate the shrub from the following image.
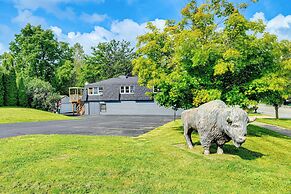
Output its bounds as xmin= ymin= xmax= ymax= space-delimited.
xmin=26 ymin=78 xmax=61 ymax=111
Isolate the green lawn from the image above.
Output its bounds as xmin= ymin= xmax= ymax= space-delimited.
xmin=257 ymin=118 xmax=291 ymax=130
xmin=0 ymin=121 xmax=290 ymax=193
xmin=0 ymin=107 xmax=74 ymax=124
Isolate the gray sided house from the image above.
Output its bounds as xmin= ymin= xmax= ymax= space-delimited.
xmin=82 ymin=76 xmax=183 ymax=116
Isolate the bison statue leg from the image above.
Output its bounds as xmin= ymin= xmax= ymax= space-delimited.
xmin=217 ymin=145 xmax=224 ymax=154
xmin=184 ymin=124 xmax=194 ymax=149
xmin=200 ymin=139 xmax=211 ymax=155
xmin=204 ymin=149 xmax=210 ymax=155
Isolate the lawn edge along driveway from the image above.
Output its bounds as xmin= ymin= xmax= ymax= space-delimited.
xmin=0 ymin=115 xmax=173 ymax=138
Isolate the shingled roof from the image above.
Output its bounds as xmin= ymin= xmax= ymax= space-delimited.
xmin=82 ymin=76 xmax=152 ymax=102
xmin=86 ymin=76 xmax=138 ymax=86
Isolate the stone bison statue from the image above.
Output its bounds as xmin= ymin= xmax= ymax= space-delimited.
xmin=181 ymin=100 xmax=255 ymax=155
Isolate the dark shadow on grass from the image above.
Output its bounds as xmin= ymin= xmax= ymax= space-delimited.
xmin=194 ymin=142 xmax=264 ymax=160
xmin=175 ymin=126 xmax=184 ymax=134
xmin=223 ymin=144 xmax=264 ymax=160
xmin=179 ymin=141 xmax=264 ymax=160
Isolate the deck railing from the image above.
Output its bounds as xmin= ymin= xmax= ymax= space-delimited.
xmin=69 ymin=87 xmax=84 ymax=103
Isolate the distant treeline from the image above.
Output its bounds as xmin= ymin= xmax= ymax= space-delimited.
xmin=0 ymin=24 xmax=135 ymax=111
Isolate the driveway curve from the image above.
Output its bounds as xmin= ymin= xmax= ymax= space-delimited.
xmin=0 ymin=115 xmax=174 ymax=138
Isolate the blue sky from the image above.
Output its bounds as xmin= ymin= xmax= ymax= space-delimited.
xmin=0 ymin=0 xmax=290 ymax=54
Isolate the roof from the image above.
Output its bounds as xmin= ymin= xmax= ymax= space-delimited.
xmin=86 ymin=76 xmax=138 ymax=86
xmin=82 ymin=76 xmax=152 ymax=102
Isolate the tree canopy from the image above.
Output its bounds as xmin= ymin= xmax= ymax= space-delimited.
xmin=133 ymin=0 xmax=290 ymax=111
xmin=81 ymin=40 xmax=135 ymax=84
xmin=9 ymin=24 xmax=72 ymax=84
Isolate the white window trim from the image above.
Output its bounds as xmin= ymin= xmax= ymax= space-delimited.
xmin=88 ymin=88 xmax=94 ymax=95
xmin=88 ymin=87 xmax=104 ymax=96
xmin=120 ymin=85 xmax=135 ymax=94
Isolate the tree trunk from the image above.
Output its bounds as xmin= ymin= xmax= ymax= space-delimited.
xmin=274 ymin=104 xmax=279 ymax=119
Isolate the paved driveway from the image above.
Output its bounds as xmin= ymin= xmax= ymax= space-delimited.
xmin=257 ymin=104 xmax=291 ymax=118
xmin=0 ymin=115 xmax=174 ymax=138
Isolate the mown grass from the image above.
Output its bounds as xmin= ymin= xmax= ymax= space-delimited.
xmin=0 ymin=107 xmax=75 ymax=124
xmin=0 ymin=121 xmax=290 ymax=193
xmin=257 ymin=118 xmax=291 ymax=129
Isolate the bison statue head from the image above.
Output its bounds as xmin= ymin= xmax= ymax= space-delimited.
xmin=219 ymin=107 xmax=256 ymax=148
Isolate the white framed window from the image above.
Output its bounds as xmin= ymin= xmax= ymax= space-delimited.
xmin=98 ymin=87 xmax=104 ymax=95
xmin=93 ymin=87 xmax=98 ymax=95
xmin=120 ymin=86 xmax=134 ymax=94
xmin=88 ymin=88 xmax=93 ymax=95
xmin=88 ymin=87 xmax=104 ymax=95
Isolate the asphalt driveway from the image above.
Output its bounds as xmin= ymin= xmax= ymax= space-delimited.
xmin=0 ymin=115 xmax=174 ymax=138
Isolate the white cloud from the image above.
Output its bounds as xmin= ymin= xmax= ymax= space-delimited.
xmin=12 ymin=10 xmax=47 ymax=27
xmin=0 ymin=24 xmax=12 ymax=35
xmin=12 ymin=0 xmax=105 ymax=20
xmin=250 ymin=12 xmax=267 ymax=23
xmin=80 ymin=13 xmax=107 ymax=23
xmin=51 ymin=26 xmax=63 ymax=37
xmin=267 ymin=14 xmax=291 ymax=30
xmin=50 ymin=18 xmax=166 ymax=54
xmin=0 ymin=25 xmax=13 ymax=55
xmin=251 ymin=12 xmax=291 ymax=40
xmin=13 ymin=0 xmax=105 ymax=12
xmin=0 ymin=43 xmax=6 ymax=54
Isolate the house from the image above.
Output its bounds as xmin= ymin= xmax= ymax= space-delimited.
xmin=81 ymin=76 xmax=183 ymax=116
xmin=59 ymin=95 xmax=71 ymax=114
xmin=59 ymin=95 xmax=77 ymax=114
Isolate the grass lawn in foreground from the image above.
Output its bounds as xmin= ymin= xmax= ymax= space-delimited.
xmin=0 ymin=121 xmax=290 ymax=193
xmin=257 ymin=118 xmax=291 ymax=129
xmin=0 ymin=107 xmax=75 ymax=124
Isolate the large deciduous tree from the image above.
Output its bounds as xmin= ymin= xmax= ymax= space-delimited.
xmin=246 ymin=40 xmax=291 ymax=118
xmin=72 ymin=43 xmax=86 ymax=86
xmin=55 ymin=60 xmax=76 ymax=95
xmin=9 ymin=24 xmax=73 ymax=84
xmin=81 ymin=40 xmax=135 ymax=84
xmin=133 ymin=0 xmax=290 ymax=111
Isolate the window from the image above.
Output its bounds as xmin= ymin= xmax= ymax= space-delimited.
xmin=100 ymin=103 xmax=106 ymax=112
xmin=88 ymin=88 xmax=93 ymax=95
xmin=88 ymin=87 xmax=103 ymax=95
xmin=78 ymin=89 xmax=84 ymax=95
xmin=120 ymin=86 xmax=134 ymax=94
xmin=93 ymin=87 xmax=98 ymax=95
xmin=98 ymin=87 xmax=104 ymax=95
xmin=120 ymin=86 xmax=125 ymax=94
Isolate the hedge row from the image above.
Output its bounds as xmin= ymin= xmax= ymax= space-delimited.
xmin=0 ymin=68 xmax=27 ymax=107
